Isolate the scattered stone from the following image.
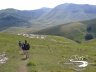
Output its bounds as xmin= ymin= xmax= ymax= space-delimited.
xmin=0 ymin=52 xmax=8 ymax=64
xmin=17 ymin=33 xmax=47 ymax=39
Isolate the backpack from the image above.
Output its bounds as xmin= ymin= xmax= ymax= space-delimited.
xmin=26 ymin=43 xmax=30 ymax=50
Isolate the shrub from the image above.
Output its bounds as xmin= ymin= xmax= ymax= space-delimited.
xmin=27 ymin=61 xmax=36 ymax=67
xmin=85 ymin=33 xmax=94 ymax=40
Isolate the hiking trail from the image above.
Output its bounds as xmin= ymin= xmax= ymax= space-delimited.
xmin=18 ymin=59 xmax=28 ymax=72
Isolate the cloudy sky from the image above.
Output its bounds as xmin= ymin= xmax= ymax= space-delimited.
xmin=0 ymin=0 xmax=96 ymax=10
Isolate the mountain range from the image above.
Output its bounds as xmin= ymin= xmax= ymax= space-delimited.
xmin=0 ymin=8 xmax=51 ymax=31
xmin=35 ymin=3 xmax=96 ymax=27
xmin=0 ymin=3 xmax=96 ymax=40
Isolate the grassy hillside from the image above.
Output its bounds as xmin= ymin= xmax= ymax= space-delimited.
xmin=0 ymin=33 xmax=96 ymax=72
xmin=35 ymin=18 xmax=96 ymax=42
xmin=0 ymin=8 xmax=51 ymax=32
xmin=35 ymin=3 xmax=96 ymax=28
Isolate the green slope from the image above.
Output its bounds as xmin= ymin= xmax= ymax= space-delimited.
xmin=0 ymin=33 xmax=96 ymax=72
xmin=0 ymin=8 xmax=51 ymax=32
xmin=34 ymin=3 xmax=96 ymax=28
xmin=35 ymin=18 xmax=96 ymax=42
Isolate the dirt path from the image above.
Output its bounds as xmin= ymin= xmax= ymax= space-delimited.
xmin=18 ymin=59 xmax=28 ymax=72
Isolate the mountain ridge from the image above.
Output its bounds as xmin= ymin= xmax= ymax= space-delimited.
xmin=34 ymin=18 xmax=96 ymax=42
xmin=31 ymin=3 xmax=96 ymax=30
xmin=0 ymin=3 xmax=96 ymax=33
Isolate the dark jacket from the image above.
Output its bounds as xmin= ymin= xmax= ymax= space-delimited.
xmin=22 ymin=43 xmax=30 ymax=50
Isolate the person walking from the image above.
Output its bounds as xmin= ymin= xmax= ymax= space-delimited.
xmin=18 ymin=41 xmax=23 ymax=54
xmin=22 ymin=40 xmax=30 ymax=59
xmin=18 ymin=41 xmax=22 ymax=48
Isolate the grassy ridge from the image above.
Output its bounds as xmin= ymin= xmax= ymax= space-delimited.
xmin=0 ymin=33 xmax=96 ymax=72
xmin=35 ymin=18 xmax=96 ymax=42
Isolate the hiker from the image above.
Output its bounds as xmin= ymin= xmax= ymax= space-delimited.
xmin=22 ymin=40 xmax=30 ymax=59
xmin=18 ymin=41 xmax=23 ymax=54
xmin=18 ymin=41 xmax=22 ymax=48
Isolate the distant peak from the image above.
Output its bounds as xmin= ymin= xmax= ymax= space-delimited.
xmin=2 ymin=8 xmax=17 ymax=11
xmin=41 ymin=7 xmax=50 ymax=9
xmin=58 ymin=3 xmax=96 ymax=6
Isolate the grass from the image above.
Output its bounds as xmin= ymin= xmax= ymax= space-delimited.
xmin=0 ymin=33 xmax=96 ymax=72
xmin=35 ymin=18 xmax=96 ymax=42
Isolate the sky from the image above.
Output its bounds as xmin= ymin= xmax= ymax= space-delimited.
xmin=0 ymin=0 xmax=96 ymax=10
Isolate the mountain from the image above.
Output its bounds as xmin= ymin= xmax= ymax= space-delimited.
xmin=1 ymin=3 xmax=96 ymax=33
xmin=34 ymin=18 xmax=96 ymax=42
xmin=0 ymin=8 xmax=51 ymax=20
xmin=34 ymin=3 xmax=96 ymax=28
xmin=0 ymin=8 xmax=51 ymax=31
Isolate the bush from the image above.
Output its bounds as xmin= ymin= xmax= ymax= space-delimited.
xmin=85 ymin=33 xmax=94 ymax=40
xmin=27 ymin=61 xmax=36 ymax=67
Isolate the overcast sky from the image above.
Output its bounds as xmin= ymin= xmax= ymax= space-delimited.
xmin=0 ymin=0 xmax=96 ymax=10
